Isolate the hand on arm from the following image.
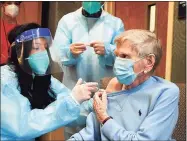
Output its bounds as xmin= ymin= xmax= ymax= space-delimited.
xmin=93 ymin=90 xmax=110 ymax=124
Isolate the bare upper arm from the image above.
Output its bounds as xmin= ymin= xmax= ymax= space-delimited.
xmin=106 ymin=77 xmax=123 ymax=93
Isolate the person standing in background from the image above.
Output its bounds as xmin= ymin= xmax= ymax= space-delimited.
xmin=0 ymin=1 xmax=21 ymax=65
xmin=54 ymin=1 xmax=124 ymax=89
xmin=54 ymin=1 xmax=124 ymax=139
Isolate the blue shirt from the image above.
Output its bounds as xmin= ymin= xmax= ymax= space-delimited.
xmin=70 ymin=76 xmax=179 ymax=140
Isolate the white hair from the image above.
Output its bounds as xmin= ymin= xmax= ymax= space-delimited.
xmin=115 ymin=29 xmax=162 ymax=72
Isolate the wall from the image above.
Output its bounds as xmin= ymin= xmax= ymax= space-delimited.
xmin=115 ymin=2 xmax=148 ymax=29
xmin=46 ymin=2 xmax=81 ymax=37
xmin=171 ymin=2 xmax=186 ymax=83
xmin=155 ymin=2 xmax=168 ymax=78
xmin=17 ymin=2 xmax=42 ymax=24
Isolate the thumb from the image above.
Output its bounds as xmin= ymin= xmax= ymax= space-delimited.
xmin=75 ymin=78 xmax=83 ymax=86
xmin=102 ymin=91 xmax=107 ymax=105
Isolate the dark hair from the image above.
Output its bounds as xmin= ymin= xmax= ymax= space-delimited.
xmin=8 ymin=23 xmax=55 ymax=109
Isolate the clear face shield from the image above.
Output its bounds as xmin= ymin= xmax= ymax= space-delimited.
xmin=15 ymin=28 xmax=63 ymax=76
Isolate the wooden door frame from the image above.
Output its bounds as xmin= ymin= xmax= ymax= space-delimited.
xmin=104 ymin=2 xmax=115 ymax=15
xmin=165 ymin=1 xmax=175 ymax=81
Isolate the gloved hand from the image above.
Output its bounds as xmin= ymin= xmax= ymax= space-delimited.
xmin=71 ymin=78 xmax=98 ymax=104
xmin=90 ymin=41 xmax=105 ymax=55
xmin=70 ymin=43 xmax=86 ymax=57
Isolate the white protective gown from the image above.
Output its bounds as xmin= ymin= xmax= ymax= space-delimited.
xmin=54 ymin=8 xmax=125 ymax=89
xmin=1 ymin=65 xmax=91 ymax=140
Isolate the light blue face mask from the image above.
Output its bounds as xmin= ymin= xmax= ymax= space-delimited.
xmin=113 ymin=57 xmax=142 ymax=85
xmin=27 ymin=50 xmax=50 ymax=75
xmin=82 ymin=1 xmax=102 ymax=14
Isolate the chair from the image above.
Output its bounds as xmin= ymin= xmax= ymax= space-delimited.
xmin=173 ymin=83 xmax=186 ymax=141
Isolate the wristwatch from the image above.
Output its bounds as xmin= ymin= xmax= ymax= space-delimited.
xmin=101 ymin=116 xmax=113 ymax=126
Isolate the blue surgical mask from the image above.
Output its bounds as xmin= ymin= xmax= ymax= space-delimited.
xmin=27 ymin=50 xmax=49 ymax=75
xmin=82 ymin=1 xmax=102 ymax=14
xmin=113 ymin=57 xmax=140 ymax=85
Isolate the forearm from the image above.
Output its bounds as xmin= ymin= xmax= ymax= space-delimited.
xmin=3 ymin=95 xmax=80 ymax=139
xmin=69 ymin=112 xmax=100 ymax=141
xmin=59 ymin=45 xmax=80 ymax=66
xmin=101 ymin=118 xmax=138 ymax=140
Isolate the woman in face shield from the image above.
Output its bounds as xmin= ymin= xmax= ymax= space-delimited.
xmin=1 ymin=23 xmax=98 ymax=140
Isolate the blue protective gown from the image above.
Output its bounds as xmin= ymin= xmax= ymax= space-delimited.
xmin=0 ymin=65 xmax=90 ymax=140
xmin=53 ymin=8 xmax=125 ymax=89
xmin=69 ymin=76 xmax=179 ymax=141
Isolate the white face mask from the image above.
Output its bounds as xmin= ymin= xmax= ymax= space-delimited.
xmin=4 ymin=4 xmax=19 ymax=18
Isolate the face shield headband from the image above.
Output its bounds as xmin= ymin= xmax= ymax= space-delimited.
xmin=15 ymin=28 xmax=51 ymax=43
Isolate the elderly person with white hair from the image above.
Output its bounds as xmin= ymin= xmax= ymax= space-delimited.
xmin=69 ymin=29 xmax=179 ymax=141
